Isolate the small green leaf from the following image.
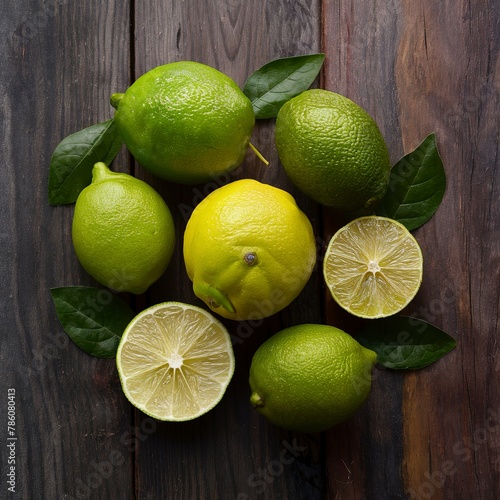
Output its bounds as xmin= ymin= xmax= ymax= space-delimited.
xmin=376 ymin=133 xmax=446 ymax=230
xmin=243 ymin=54 xmax=325 ymax=119
xmin=50 ymin=286 xmax=135 ymax=358
xmin=48 ymin=119 xmax=123 ymax=205
xmin=356 ymin=316 xmax=456 ymax=370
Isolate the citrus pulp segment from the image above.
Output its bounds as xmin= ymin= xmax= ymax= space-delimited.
xmin=323 ymin=216 xmax=423 ymax=318
xmin=116 ymin=302 xmax=235 ymax=421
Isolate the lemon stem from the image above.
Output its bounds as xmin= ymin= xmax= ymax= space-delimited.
xmin=110 ymin=93 xmax=124 ymax=110
xmin=91 ymin=162 xmax=112 ymax=182
xmin=249 ymin=142 xmax=269 ymax=166
xmin=250 ymin=392 xmax=265 ymax=408
xmin=194 ymin=282 xmax=236 ymax=314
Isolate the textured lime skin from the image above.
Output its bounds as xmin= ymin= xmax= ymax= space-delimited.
xmin=113 ymin=61 xmax=255 ymax=184
xmin=183 ymin=179 xmax=316 ymax=321
xmin=275 ymin=89 xmax=391 ymax=212
xmin=72 ymin=163 xmax=175 ymax=294
xmin=249 ymin=324 xmax=377 ymax=432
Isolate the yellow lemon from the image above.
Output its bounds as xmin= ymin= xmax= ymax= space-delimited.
xmin=183 ymin=179 xmax=316 ymax=321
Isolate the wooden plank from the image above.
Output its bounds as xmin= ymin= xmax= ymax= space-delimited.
xmin=131 ymin=1 xmax=324 ymax=498
xmin=395 ymin=1 xmax=500 ymax=498
xmin=0 ymin=2 xmax=133 ymax=498
xmin=322 ymin=1 xmax=406 ymax=497
xmin=323 ymin=0 xmax=500 ymax=497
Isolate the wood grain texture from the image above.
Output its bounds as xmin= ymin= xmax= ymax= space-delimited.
xmin=1 ymin=1 xmax=132 ymax=498
xmin=323 ymin=0 xmax=500 ymax=498
xmin=1 ymin=0 xmax=499 ymax=498
xmin=322 ymin=2 xmax=406 ymax=498
xmin=395 ymin=1 xmax=500 ymax=498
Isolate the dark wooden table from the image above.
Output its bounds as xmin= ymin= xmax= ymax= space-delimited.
xmin=1 ymin=1 xmax=499 ymax=498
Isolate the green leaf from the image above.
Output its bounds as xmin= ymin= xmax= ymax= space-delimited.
xmin=356 ymin=315 xmax=457 ymax=370
xmin=376 ymin=133 xmax=446 ymax=230
xmin=50 ymin=286 xmax=135 ymax=358
xmin=243 ymin=54 xmax=325 ymax=119
xmin=48 ymin=119 xmax=123 ymax=205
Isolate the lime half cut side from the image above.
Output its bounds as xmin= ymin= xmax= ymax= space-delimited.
xmin=323 ymin=216 xmax=423 ymax=319
xmin=116 ymin=302 xmax=235 ymax=421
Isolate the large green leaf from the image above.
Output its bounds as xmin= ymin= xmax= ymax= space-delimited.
xmin=376 ymin=133 xmax=446 ymax=230
xmin=48 ymin=119 xmax=123 ymax=205
xmin=243 ymin=54 xmax=325 ymax=119
xmin=357 ymin=315 xmax=457 ymax=370
xmin=50 ymin=286 xmax=135 ymax=358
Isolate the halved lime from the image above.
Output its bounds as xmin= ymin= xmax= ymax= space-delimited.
xmin=116 ymin=302 xmax=235 ymax=421
xmin=323 ymin=216 xmax=423 ymax=318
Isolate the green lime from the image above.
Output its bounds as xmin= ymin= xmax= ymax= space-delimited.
xmin=249 ymin=324 xmax=377 ymax=432
xmin=112 ymin=61 xmax=255 ymax=184
xmin=275 ymin=89 xmax=391 ymax=213
xmin=72 ymin=162 xmax=175 ymax=294
xmin=183 ymin=179 xmax=316 ymax=321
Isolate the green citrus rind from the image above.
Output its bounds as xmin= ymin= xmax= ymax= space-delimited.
xmin=72 ymin=163 xmax=175 ymax=294
xmin=113 ymin=61 xmax=255 ymax=184
xmin=249 ymin=324 xmax=377 ymax=432
xmin=275 ymin=89 xmax=391 ymax=212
